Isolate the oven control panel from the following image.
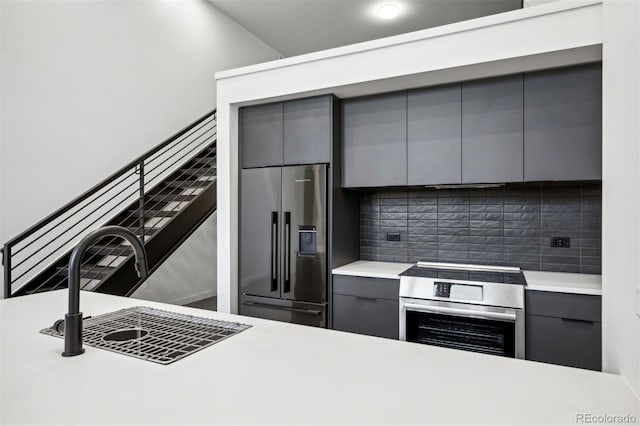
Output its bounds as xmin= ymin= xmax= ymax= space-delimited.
xmin=433 ymin=282 xmax=483 ymax=302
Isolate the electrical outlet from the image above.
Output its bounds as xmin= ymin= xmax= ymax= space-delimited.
xmin=387 ymin=232 xmax=401 ymax=241
xmin=550 ymin=237 xmax=570 ymax=248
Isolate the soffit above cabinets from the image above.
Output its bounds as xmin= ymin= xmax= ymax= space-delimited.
xmin=208 ymin=0 xmax=522 ymax=57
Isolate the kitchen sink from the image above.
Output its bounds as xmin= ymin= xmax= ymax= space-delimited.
xmin=41 ymin=306 xmax=251 ymax=364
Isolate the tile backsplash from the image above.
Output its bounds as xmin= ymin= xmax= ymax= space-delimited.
xmin=359 ymin=183 xmax=601 ymax=274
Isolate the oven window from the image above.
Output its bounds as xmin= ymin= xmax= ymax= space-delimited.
xmin=406 ymin=311 xmax=516 ymax=357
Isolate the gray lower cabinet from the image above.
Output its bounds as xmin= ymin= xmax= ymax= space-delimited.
xmin=524 ymin=64 xmax=602 ymax=181
xmin=342 ymin=92 xmax=407 ymax=187
xmin=332 ymin=275 xmax=399 ymax=339
xmin=525 ymin=290 xmax=602 ymax=371
xmin=241 ymin=103 xmax=284 ymax=168
xmin=462 ymin=74 xmax=524 ymax=183
xmin=407 ymin=84 xmax=462 ymax=185
xmin=284 ymin=96 xmax=331 ymax=165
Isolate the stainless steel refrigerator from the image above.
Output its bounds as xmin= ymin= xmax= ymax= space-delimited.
xmin=239 ymin=164 xmax=327 ymax=327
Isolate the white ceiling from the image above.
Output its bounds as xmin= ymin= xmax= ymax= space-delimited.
xmin=209 ymin=0 xmax=523 ymax=57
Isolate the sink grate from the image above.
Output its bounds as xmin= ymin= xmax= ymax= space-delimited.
xmin=41 ymin=306 xmax=251 ymax=365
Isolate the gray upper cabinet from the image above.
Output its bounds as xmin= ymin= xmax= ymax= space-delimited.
xmin=524 ymin=64 xmax=602 ymax=181
xmin=241 ymin=103 xmax=284 ymax=168
xmin=284 ymin=96 xmax=332 ymax=165
xmin=462 ymin=75 xmax=524 ymax=183
xmin=407 ymin=85 xmax=462 ymax=185
xmin=343 ymin=92 xmax=407 ymax=187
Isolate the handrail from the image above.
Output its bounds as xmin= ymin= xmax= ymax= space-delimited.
xmin=3 ymin=108 xmax=217 ymax=298
xmin=4 ymin=109 xmax=216 ymax=248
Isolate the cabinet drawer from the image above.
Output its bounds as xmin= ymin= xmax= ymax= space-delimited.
xmin=525 ymin=290 xmax=601 ymax=322
xmin=333 ymin=275 xmax=399 ymax=300
xmin=526 ymin=314 xmax=601 ymax=370
xmin=333 ymin=294 xmax=399 ymax=339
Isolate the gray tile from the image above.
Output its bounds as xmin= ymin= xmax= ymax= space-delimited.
xmin=504 ymin=245 xmax=539 ymax=255
xmin=407 ymin=234 xmax=439 ymax=243
xmin=381 ymin=212 xmax=408 ymax=220
xmin=409 ymin=204 xmax=438 ymax=213
xmin=408 ymin=212 xmax=438 ymax=220
xmin=469 ymin=252 xmax=504 ymax=264
xmin=438 ymin=219 xmax=469 ymax=228
xmin=437 ymin=227 xmax=469 ymax=236
xmin=469 ymin=227 xmax=504 ymax=237
xmin=469 ymin=236 xmax=504 ymax=245
xmin=541 ymin=246 xmax=581 ymax=257
xmin=380 ymin=254 xmax=409 ymax=262
xmin=470 ymin=220 xmax=502 ymax=229
xmin=438 ymin=204 xmax=470 ymax=213
xmin=381 ymin=219 xmax=407 ymax=227
xmin=504 ymin=228 xmax=540 ymax=238
xmin=469 ymin=243 xmax=503 ymax=253
xmin=359 ymin=184 xmax=600 ymax=274
xmin=438 ymin=235 xmax=469 ymax=244
xmin=504 ymin=220 xmax=540 ymax=229
xmin=438 ymin=243 xmax=469 ymax=252
xmin=470 ymin=204 xmax=503 ymax=213
xmin=542 ymin=263 xmax=581 ymax=273
xmin=470 ymin=212 xmax=503 ymax=221
xmin=541 ymin=255 xmax=580 ymax=265
xmin=504 ymin=204 xmax=540 ymax=213
xmin=408 ymin=242 xmax=438 ymax=250
xmin=438 ymin=212 xmax=470 ymax=220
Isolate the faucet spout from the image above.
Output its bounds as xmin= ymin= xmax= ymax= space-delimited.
xmin=62 ymin=225 xmax=148 ymax=357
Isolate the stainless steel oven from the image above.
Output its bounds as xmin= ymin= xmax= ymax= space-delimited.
xmin=399 ymin=262 xmax=525 ymax=359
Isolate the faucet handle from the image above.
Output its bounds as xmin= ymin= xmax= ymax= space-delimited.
xmin=52 ymin=319 xmax=65 ymax=334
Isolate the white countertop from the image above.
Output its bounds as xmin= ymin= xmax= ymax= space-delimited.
xmin=333 ymin=261 xmax=603 ymax=296
xmin=524 ymin=270 xmax=602 ymax=295
xmin=332 ymin=260 xmax=413 ymax=279
xmin=2 ymin=290 xmax=637 ymax=425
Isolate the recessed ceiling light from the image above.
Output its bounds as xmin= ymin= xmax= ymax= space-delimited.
xmin=376 ymin=3 xmax=401 ymax=20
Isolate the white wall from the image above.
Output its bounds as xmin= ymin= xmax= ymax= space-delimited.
xmin=0 ymin=0 xmax=280 ymax=299
xmin=131 ymin=211 xmax=217 ymax=305
xmin=0 ymin=0 xmax=280 ymax=246
xmin=601 ymin=0 xmax=640 ymax=396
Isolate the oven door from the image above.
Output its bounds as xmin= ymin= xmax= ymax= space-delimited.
xmin=400 ymin=298 xmax=524 ymax=358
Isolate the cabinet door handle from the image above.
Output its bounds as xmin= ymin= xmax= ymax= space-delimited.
xmin=561 ymin=317 xmax=596 ymax=324
xmin=354 ymin=296 xmax=377 ymax=302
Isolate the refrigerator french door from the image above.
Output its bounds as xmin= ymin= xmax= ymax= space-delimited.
xmin=240 ymin=164 xmax=327 ymax=327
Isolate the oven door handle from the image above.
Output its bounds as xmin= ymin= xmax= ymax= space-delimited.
xmin=403 ymin=302 xmax=516 ymax=322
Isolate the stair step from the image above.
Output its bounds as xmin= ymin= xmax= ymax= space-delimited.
xmin=87 ymin=244 xmax=133 ymax=257
xmin=164 ymin=180 xmax=212 ymax=189
xmin=179 ymin=167 xmax=216 ymax=177
xmin=192 ymin=156 xmax=216 ymax=166
xmin=126 ymin=209 xmax=178 ymax=218
xmin=126 ymin=226 xmax=160 ymax=237
xmin=147 ymin=194 xmax=197 ymax=203
xmin=56 ymin=266 xmax=111 ymax=280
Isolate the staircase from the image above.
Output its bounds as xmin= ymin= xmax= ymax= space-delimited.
xmin=3 ymin=110 xmax=217 ymax=298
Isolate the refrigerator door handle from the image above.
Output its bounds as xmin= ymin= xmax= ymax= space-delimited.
xmin=242 ymin=301 xmax=322 ymax=316
xmin=284 ymin=211 xmax=291 ymax=293
xmin=271 ymin=212 xmax=278 ymax=292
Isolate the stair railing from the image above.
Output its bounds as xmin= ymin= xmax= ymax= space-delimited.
xmin=2 ymin=109 xmax=216 ymax=298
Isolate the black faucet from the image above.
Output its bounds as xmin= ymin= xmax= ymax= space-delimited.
xmin=57 ymin=226 xmax=149 ymax=357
